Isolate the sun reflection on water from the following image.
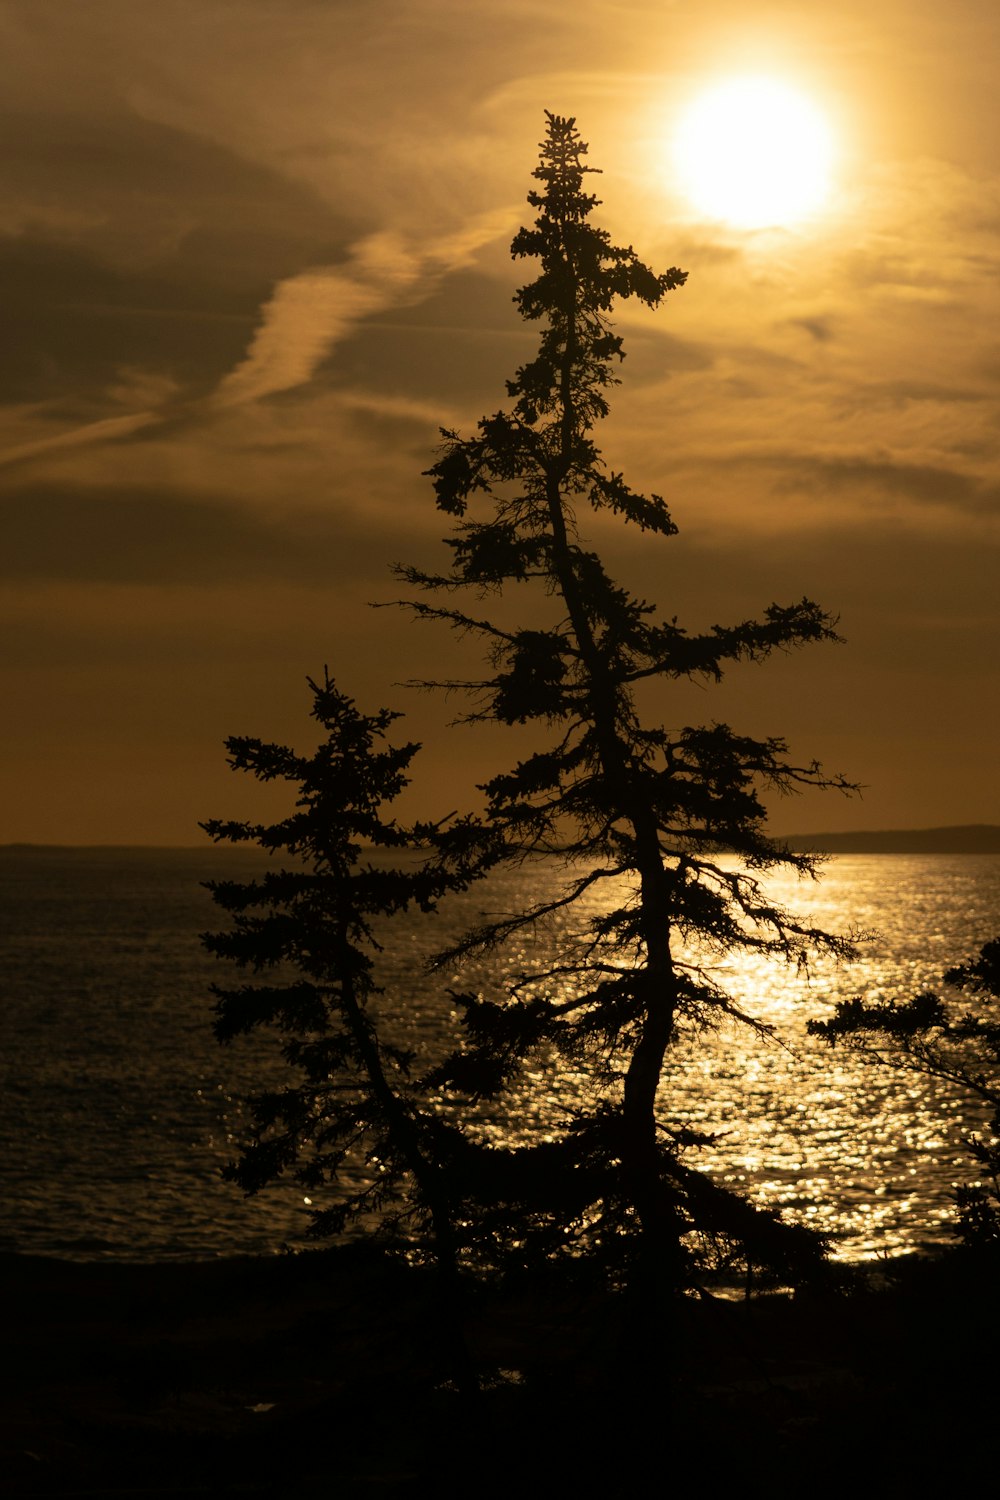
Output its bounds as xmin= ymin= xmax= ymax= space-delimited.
xmin=408 ymin=855 xmax=1000 ymax=1264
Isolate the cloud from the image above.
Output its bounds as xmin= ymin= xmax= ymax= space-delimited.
xmin=805 ymin=453 xmax=999 ymax=516
xmin=211 ymin=244 xmax=408 ymax=410
xmin=658 ymin=441 xmax=1000 ymax=535
xmin=0 ymin=410 xmax=162 ymax=469
xmin=0 ymin=210 xmax=513 ymax=474
xmin=212 ymin=213 xmax=514 ymax=409
xmin=786 ymin=316 xmax=834 ymax=343
xmin=0 ymin=482 xmax=424 ymax=586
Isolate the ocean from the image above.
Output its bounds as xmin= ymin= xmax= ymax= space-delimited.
xmin=2 ymin=845 xmax=999 ymax=1265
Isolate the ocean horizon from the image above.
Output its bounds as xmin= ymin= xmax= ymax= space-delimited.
xmin=6 ymin=821 xmax=1000 ymax=854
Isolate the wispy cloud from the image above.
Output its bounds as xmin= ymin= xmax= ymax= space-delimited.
xmin=0 ymin=409 xmax=161 ymax=470
xmin=0 ymin=211 xmax=514 ymax=473
xmin=212 ymin=212 xmax=513 ymax=409
xmin=211 ymin=242 xmax=407 ymax=410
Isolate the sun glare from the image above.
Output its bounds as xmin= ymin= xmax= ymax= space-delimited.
xmin=672 ymin=76 xmax=836 ymax=229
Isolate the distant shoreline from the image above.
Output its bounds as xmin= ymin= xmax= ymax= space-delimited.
xmin=4 ymin=825 xmax=1000 ymax=855
xmin=778 ymin=824 xmax=1000 ymax=854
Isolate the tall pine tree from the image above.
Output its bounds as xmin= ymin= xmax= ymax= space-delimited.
xmin=206 ymin=114 xmax=859 ymax=1317
xmin=397 ymin=112 xmax=857 ymax=1299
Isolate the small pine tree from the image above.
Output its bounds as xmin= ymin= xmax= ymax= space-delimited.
xmin=395 ymin=111 xmax=857 ymax=1299
xmin=201 ymin=674 xmax=484 ymax=1292
xmin=810 ymin=938 xmax=1000 ymax=1252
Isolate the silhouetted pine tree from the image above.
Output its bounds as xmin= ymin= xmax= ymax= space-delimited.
xmin=810 ymin=937 xmax=1000 ymax=1252
xmin=201 ymin=674 xmax=488 ymax=1347
xmin=396 ymin=112 xmax=857 ymax=1300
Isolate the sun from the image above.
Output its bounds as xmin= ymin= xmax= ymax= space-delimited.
xmin=672 ymin=76 xmax=836 ymax=229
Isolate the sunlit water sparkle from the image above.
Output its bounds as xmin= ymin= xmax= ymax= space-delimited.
xmin=1 ymin=846 xmax=998 ymax=1264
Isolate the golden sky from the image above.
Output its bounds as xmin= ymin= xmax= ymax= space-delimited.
xmin=2 ymin=0 xmax=999 ymax=842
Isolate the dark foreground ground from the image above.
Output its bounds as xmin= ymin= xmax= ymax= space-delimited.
xmin=4 ymin=1243 xmax=998 ymax=1497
